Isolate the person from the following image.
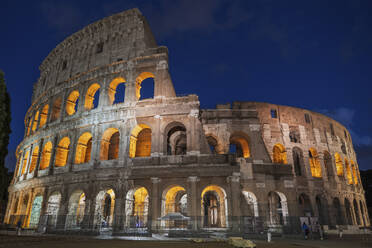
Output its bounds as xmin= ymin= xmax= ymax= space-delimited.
xmin=302 ymin=222 xmax=309 ymax=240
xmin=338 ymin=226 xmax=343 ymax=239
xmin=16 ymin=220 xmax=22 ymax=236
xmin=317 ymin=222 xmax=324 ymax=240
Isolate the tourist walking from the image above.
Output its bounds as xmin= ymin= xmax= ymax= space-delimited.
xmin=302 ymin=222 xmax=309 ymax=240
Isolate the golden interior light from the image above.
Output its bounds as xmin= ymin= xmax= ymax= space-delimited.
xmin=40 ymin=141 xmax=52 ymax=170
xmin=75 ymin=132 xmax=92 ymax=164
xmin=100 ymin=128 xmax=119 ymax=160
xmin=309 ymin=148 xmax=322 ymax=178
xmin=29 ymin=146 xmax=39 ymax=173
xmin=129 ymin=124 xmax=151 ymax=158
xmin=135 ymin=72 xmax=155 ymax=100
xmin=39 ymin=104 xmax=49 ymax=128
xmin=65 ymin=90 xmax=80 ymax=115
xmin=273 ymin=143 xmax=287 ymax=164
xmin=84 ymin=83 xmax=100 ymax=110
xmin=108 ymin=77 xmax=126 ymax=104
xmin=32 ymin=111 xmax=39 ymax=132
xmin=334 ymin=153 xmax=344 ymax=176
xmin=55 ymin=137 xmax=70 ymax=167
xmin=345 ymin=159 xmax=353 ymax=184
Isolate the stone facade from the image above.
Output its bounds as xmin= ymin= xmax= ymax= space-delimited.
xmin=4 ymin=8 xmax=369 ymax=235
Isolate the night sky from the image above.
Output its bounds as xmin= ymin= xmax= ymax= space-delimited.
xmin=1 ymin=0 xmax=371 ymax=171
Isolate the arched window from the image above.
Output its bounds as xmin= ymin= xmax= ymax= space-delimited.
xmin=65 ymin=90 xmax=79 ymax=115
xmin=350 ymin=161 xmax=358 ymax=185
xmin=229 ymin=133 xmax=250 ymax=158
xmin=207 ymin=136 xmax=220 ymax=154
xmin=268 ymin=191 xmax=288 ymax=225
xmin=299 ymin=193 xmax=313 ymax=216
xmin=55 ymin=137 xmax=70 ymax=167
xmin=136 ymin=72 xmax=155 ymax=100
xmin=129 ymin=124 xmax=151 ymax=158
xmin=201 ymin=185 xmax=228 ymax=228
xmin=273 ymin=143 xmax=287 ymax=164
xmin=100 ymin=128 xmax=119 ymax=160
xmin=108 ymin=77 xmax=126 ymax=104
xmin=309 ymin=148 xmax=322 ymax=178
xmin=51 ymin=97 xmax=62 ymax=122
xmin=292 ymin=147 xmax=303 ymax=176
xmin=29 ymin=146 xmax=39 ymax=173
xmin=40 ymin=141 xmax=52 ymax=170
xmin=165 ymin=123 xmax=187 ymax=155
xmin=323 ymin=151 xmax=333 ymax=179
xmin=344 ymin=198 xmax=353 ymax=225
xmin=334 ymin=153 xmax=344 ymax=176
xmin=75 ymin=132 xmax=92 ymax=164
xmin=84 ymin=83 xmax=100 ymax=110
xmin=345 ymin=159 xmax=353 ymax=184
xmin=39 ymin=104 xmax=49 ymax=128
xmin=21 ymin=150 xmax=29 ymax=175
xmin=32 ymin=111 xmax=39 ymax=132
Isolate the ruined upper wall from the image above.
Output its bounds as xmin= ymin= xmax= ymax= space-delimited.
xmin=33 ymin=8 xmax=158 ymax=102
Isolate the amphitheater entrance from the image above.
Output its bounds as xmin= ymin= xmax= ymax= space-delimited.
xmin=298 ymin=193 xmax=313 ymax=217
xmin=46 ymin=192 xmax=61 ymax=228
xmin=125 ymin=187 xmax=149 ymax=229
xmin=268 ymin=191 xmax=288 ymax=229
xmin=161 ymin=185 xmax=188 ymax=229
xmin=242 ymin=191 xmax=260 ymax=233
xmin=201 ymin=185 xmax=227 ymax=228
xmin=66 ymin=190 xmax=86 ymax=229
xmin=28 ymin=195 xmax=43 ymax=228
xmin=94 ymin=189 xmax=115 ymax=229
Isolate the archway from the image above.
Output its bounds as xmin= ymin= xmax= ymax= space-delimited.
xmin=268 ymin=191 xmax=288 ymax=226
xmin=129 ymin=124 xmax=152 ymax=158
xmin=351 ymin=161 xmax=358 ymax=184
xmin=298 ymin=193 xmax=313 ymax=217
xmin=201 ymin=185 xmax=228 ymax=228
xmin=85 ymin=83 xmax=100 ymax=110
xmin=292 ymin=147 xmax=304 ymax=176
xmin=39 ymin=104 xmax=49 ymax=128
xmin=165 ymin=122 xmax=187 ymax=155
xmin=100 ymin=128 xmax=119 ymax=160
xmin=344 ymin=198 xmax=353 ymax=225
xmin=32 ymin=111 xmax=39 ymax=132
xmin=75 ymin=132 xmax=92 ymax=164
xmin=28 ymin=195 xmax=43 ymax=228
xmin=55 ymin=137 xmax=70 ymax=167
xmin=46 ymin=192 xmax=61 ymax=228
xmin=229 ymin=133 xmax=250 ymax=158
xmin=29 ymin=146 xmax=39 ymax=173
xmin=273 ymin=144 xmax=287 ymax=164
xmin=108 ymin=77 xmax=126 ymax=104
xmin=125 ymin=187 xmax=149 ymax=228
xmin=309 ymin=148 xmax=322 ymax=178
xmin=66 ymin=190 xmax=86 ymax=229
xmin=161 ymin=185 xmax=187 ymax=229
xmin=65 ymin=90 xmax=79 ymax=115
xmin=94 ymin=189 xmax=115 ymax=228
xmin=334 ymin=153 xmax=344 ymax=176
xmin=40 ymin=141 xmax=52 ymax=170
xmin=136 ymin=72 xmax=155 ymax=100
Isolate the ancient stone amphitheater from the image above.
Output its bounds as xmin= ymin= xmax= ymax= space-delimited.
xmin=4 ymin=8 xmax=369 ymax=236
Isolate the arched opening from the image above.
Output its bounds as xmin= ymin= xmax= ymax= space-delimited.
xmin=85 ymin=83 xmax=100 ymax=110
xmin=345 ymin=159 xmax=353 ymax=184
xmin=268 ymin=191 xmax=288 ymax=226
xmin=39 ymin=104 xmax=49 ymax=128
xmin=309 ymin=148 xmax=322 ymax=178
xmin=29 ymin=146 xmax=39 ymax=173
xmin=166 ymin=123 xmax=187 ymax=155
xmin=242 ymin=191 xmax=259 ymax=217
xmin=298 ymin=193 xmax=313 ymax=216
xmin=323 ymin=151 xmax=333 ymax=179
xmin=55 ymin=137 xmax=70 ymax=167
xmin=353 ymin=199 xmax=361 ymax=225
xmin=75 ymin=132 xmax=92 ymax=164
xmin=136 ymin=72 xmax=155 ymax=100
xmin=40 ymin=141 xmax=52 ymax=170
xmin=333 ymin=198 xmax=343 ymax=225
xmin=21 ymin=150 xmax=29 ymax=175
xmin=129 ymin=124 xmax=152 ymax=158
xmin=273 ymin=143 xmax=287 ymax=164
xmin=66 ymin=190 xmax=86 ymax=229
xmin=28 ymin=195 xmax=43 ymax=228
xmin=334 ymin=153 xmax=344 ymax=176
xmin=161 ymin=185 xmax=188 ymax=229
xmin=100 ymin=128 xmax=119 ymax=160
xmin=292 ymin=147 xmax=304 ymax=176
xmin=32 ymin=111 xmax=39 ymax=132
xmin=229 ymin=133 xmax=250 ymax=158
xmin=241 ymin=191 xmax=259 ymax=233
xmin=201 ymin=185 xmax=227 ymax=228
xmin=108 ymin=77 xmax=126 ymax=104
xmin=125 ymin=187 xmax=149 ymax=228
xmin=20 ymin=194 xmax=29 ymax=227
xmin=94 ymin=189 xmax=115 ymax=228
xmin=315 ymin=195 xmax=328 ymax=224
xmin=65 ymin=90 xmax=80 ymax=115
xmin=46 ymin=192 xmax=61 ymax=228
xmin=351 ymin=161 xmax=358 ymax=184
xmin=206 ymin=136 xmax=222 ymax=154
xmin=26 ymin=117 xmax=32 ymax=136
xmin=344 ymin=198 xmax=353 ymax=225
xmin=51 ymin=97 xmax=62 ymax=122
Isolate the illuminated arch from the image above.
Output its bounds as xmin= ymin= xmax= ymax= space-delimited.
xmin=242 ymin=191 xmax=259 ymax=217
xmin=125 ymin=187 xmax=149 ymax=228
xmin=21 ymin=150 xmax=29 ymax=175
xmin=229 ymin=133 xmax=250 ymax=158
xmin=75 ymin=132 xmax=92 ymax=164
xmin=39 ymin=104 xmax=49 ymax=128
xmin=129 ymin=124 xmax=151 ymax=158
xmin=46 ymin=192 xmax=61 ymax=227
xmin=334 ymin=153 xmax=344 ymax=176
xmin=108 ymin=77 xmax=126 ymax=104
xmin=54 ymin=137 xmax=70 ymax=167
xmin=350 ymin=161 xmax=358 ymax=185
xmin=268 ymin=191 xmax=288 ymax=225
xmin=94 ymin=189 xmax=115 ymax=227
xmin=29 ymin=146 xmax=39 ymax=173
xmin=65 ymin=90 xmax=80 ymax=115
xmin=40 ymin=141 xmax=52 ymax=170
xmin=165 ymin=122 xmax=187 ymax=155
xmin=309 ymin=148 xmax=322 ymax=178
xmin=345 ymin=158 xmax=353 ymax=184
xmin=100 ymin=128 xmax=120 ymax=160
xmin=67 ymin=190 xmax=86 ymax=228
xmin=51 ymin=97 xmax=62 ymax=122
xmin=201 ymin=185 xmax=228 ymax=228
xmin=84 ymin=83 xmax=100 ymax=110
xmin=28 ymin=194 xmax=43 ymax=228
xmin=136 ymin=72 xmax=155 ymax=100
xmin=26 ymin=117 xmax=32 ymax=136
xmin=273 ymin=143 xmax=287 ymax=164
xmin=32 ymin=111 xmax=39 ymax=132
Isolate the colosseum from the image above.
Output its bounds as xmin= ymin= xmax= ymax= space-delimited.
xmin=4 ymin=8 xmax=370 ymax=236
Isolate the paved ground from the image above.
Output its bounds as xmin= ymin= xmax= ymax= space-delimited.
xmin=0 ymin=235 xmax=371 ymax=248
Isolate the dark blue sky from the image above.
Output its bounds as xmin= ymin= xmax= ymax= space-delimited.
xmin=1 ymin=0 xmax=371 ymax=170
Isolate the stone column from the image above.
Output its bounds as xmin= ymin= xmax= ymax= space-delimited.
xmin=187 ymin=111 xmax=201 ymax=155
xmin=150 ymin=177 xmax=161 ymax=231
xmin=91 ymin=125 xmax=101 ymax=164
xmin=48 ymin=135 xmax=59 ymax=175
xmin=228 ymin=173 xmax=241 ymax=232
xmin=34 ymin=139 xmax=44 ymax=178
xmin=67 ymin=131 xmax=78 ymax=172
xmin=37 ymin=188 xmax=49 ymax=232
xmin=151 ymin=115 xmax=162 ymax=156
xmin=124 ymin=69 xmax=138 ymax=103
xmin=23 ymin=189 xmax=34 ymax=227
xmin=56 ymin=189 xmax=69 ymax=230
xmin=24 ymin=144 xmax=34 ymax=177
xmin=113 ymin=181 xmax=127 ymax=232
xmin=187 ymin=176 xmax=200 ymax=231
xmin=4 ymin=192 xmax=15 ymax=224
